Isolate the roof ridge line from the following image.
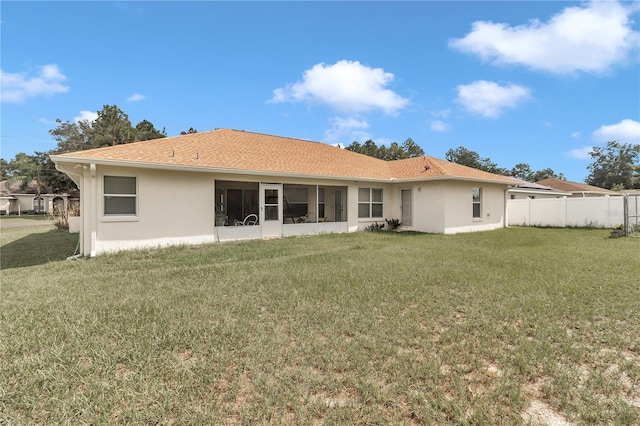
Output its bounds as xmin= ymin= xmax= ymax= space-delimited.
xmin=424 ymin=155 xmax=449 ymax=175
xmin=226 ymin=128 xmax=329 ymax=146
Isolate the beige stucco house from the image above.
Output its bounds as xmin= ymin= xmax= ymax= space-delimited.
xmin=1 ymin=180 xmax=78 ymax=216
xmin=51 ymin=129 xmax=520 ymax=257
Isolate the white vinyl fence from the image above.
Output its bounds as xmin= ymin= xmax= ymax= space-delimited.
xmin=507 ymin=196 xmax=624 ymax=228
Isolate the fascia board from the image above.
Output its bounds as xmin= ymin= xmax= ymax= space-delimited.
xmin=392 ymin=175 xmax=518 ymax=186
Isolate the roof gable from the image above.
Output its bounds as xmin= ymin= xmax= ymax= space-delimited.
xmin=54 ymin=128 xmax=519 ymax=184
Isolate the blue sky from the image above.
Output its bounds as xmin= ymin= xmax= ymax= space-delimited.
xmin=2 ymin=1 xmax=639 ymax=183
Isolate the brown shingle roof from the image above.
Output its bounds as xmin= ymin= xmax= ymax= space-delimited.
xmin=535 ymin=178 xmax=619 ymax=195
xmin=388 ymin=156 xmax=519 ymax=183
xmin=54 ymin=128 xmax=520 ymax=184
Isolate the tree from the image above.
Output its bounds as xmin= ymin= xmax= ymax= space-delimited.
xmin=90 ymin=105 xmax=136 ymax=147
xmin=4 ymin=153 xmax=47 ymax=197
xmin=530 ymin=168 xmax=565 ymax=182
xmin=49 ymin=118 xmax=92 ymax=152
xmin=345 ymin=138 xmax=424 ymax=160
xmin=181 ymin=127 xmax=198 ymax=135
xmin=446 ymin=146 xmax=565 ymax=179
xmin=135 ymin=120 xmax=166 ymax=141
xmin=34 ymin=151 xmax=76 ymax=193
xmin=401 ymin=137 xmax=425 ymax=158
xmin=510 ymin=163 xmax=533 ymax=181
xmin=586 ymin=141 xmax=640 ymax=190
xmin=445 ymin=146 xmax=507 ymax=174
xmin=1 ymin=158 xmax=12 ymax=179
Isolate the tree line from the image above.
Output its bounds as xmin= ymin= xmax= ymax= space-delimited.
xmin=346 ymin=139 xmax=639 ymax=189
xmin=2 ymin=104 xmax=638 ymax=193
xmin=1 ymin=105 xmax=197 ymax=194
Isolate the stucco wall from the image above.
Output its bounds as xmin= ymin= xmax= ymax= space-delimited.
xmin=409 ymin=183 xmax=447 ymax=233
xmin=95 ymin=166 xmax=216 ymax=253
xmin=392 ymin=181 xmax=506 ymax=234
xmin=78 ymin=166 xmax=363 ymax=255
xmin=64 ymin=161 xmax=510 ymax=255
xmin=442 ymin=181 xmax=505 ymax=234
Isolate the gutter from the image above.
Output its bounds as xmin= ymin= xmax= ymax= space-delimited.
xmin=51 ymin=155 xmax=518 ymax=186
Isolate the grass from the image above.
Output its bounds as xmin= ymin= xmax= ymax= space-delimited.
xmin=1 ymin=226 xmax=639 ymax=424
xmin=0 ymin=224 xmax=78 ymax=269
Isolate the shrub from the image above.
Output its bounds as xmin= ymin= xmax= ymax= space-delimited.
xmin=364 ymin=222 xmax=385 ymax=232
xmin=385 ymin=218 xmax=401 ymax=230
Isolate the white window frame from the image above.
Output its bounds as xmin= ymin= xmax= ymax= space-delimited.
xmin=358 ymin=187 xmax=383 ymax=219
xmin=103 ymin=175 xmax=138 ymax=218
xmin=472 ymin=187 xmax=482 ymax=219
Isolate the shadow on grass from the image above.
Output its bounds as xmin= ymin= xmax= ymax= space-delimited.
xmin=1 ymin=229 xmax=79 ymax=270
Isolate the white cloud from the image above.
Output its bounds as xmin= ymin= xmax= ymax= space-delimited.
xmin=449 ymin=1 xmax=639 ymax=74
xmin=592 ymin=119 xmax=640 ymax=144
xmin=0 ymin=64 xmax=69 ymax=103
xmin=74 ymin=110 xmax=98 ymax=123
xmin=127 ymin=93 xmax=146 ymax=102
xmin=323 ymin=116 xmax=371 ymax=143
xmin=431 ymin=108 xmax=451 ymax=118
xmin=430 ymin=120 xmax=452 ymax=132
xmin=568 ymin=146 xmax=593 ymax=160
xmin=455 ymin=80 xmax=532 ymax=118
xmin=571 ymin=131 xmax=582 ymax=139
xmin=271 ymin=60 xmax=409 ymax=115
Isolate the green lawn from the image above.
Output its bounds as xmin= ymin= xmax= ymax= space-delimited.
xmin=1 ymin=227 xmax=638 ymax=424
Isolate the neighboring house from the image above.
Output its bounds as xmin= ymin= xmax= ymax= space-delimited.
xmin=507 ymin=181 xmax=571 ymax=199
xmin=0 ymin=180 xmax=78 ymax=215
xmin=535 ymin=178 xmax=621 ymax=198
xmin=51 ymin=128 xmax=520 ymax=257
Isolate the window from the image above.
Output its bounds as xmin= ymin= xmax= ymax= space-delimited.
xmin=358 ymin=188 xmax=383 ymax=218
xmin=472 ymin=187 xmax=481 ymax=219
xmin=33 ymin=197 xmax=45 ymax=213
xmin=104 ymin=176 xmax=136 ymax=216
xmin=264 ymin=189 xmax=279 ymax=221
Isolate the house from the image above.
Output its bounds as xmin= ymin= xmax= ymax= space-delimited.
xmin=535 ymin=178 xmax=621 ymax=198
xmin=51 ymin=128 xmax=520 ymax=257
xmin=0 ymin=180 xmax=78 ymax=216
xmin=507 ymin=181 xmax=571 ymax=199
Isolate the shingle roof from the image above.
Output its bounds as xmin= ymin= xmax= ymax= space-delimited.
xmin=0 ymin=180 xmax=50 ymax=195
xmin=53 ymin=128 xmax=520 ymax=184
xmin=535 ymin=178 xmax=620 ymax=195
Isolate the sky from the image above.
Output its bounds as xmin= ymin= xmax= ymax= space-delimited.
xmin=1 ymin=1 xmax=639 ymax=183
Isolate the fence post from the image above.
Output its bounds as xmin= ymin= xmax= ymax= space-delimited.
xmin=623 ymin=195 xmax=629 ymax=237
